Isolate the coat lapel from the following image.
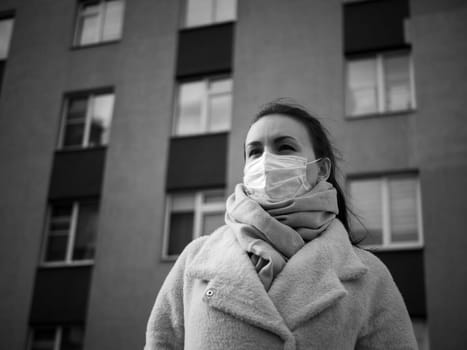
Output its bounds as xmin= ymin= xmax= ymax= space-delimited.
xmin=268 ymin=219 xmax=368 ymax=330
xmin=186 ymin=226 xmax=292 ymax=341
xmin=186 ymin=220 xmax=368 ymax=336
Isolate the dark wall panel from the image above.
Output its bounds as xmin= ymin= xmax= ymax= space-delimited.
xmin=49 ymin=148 xmax=106 ymax=199
xmin=344 ymin=0 xmax=409 ymax=54
xmin=176 ymin=23 xmax=234 ymax=78
xmin=374 ymin=249 xmax=426 ymax=317
xmin=29 ymin=266 xmax=92 ymax=324
xmin=166 ymin=133 xmax=227 ymax=190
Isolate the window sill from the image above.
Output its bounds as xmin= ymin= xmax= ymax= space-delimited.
xmin=38 ymin=260 xmax=94 ymax=269
xmin=160 ymin=254 xmax=179 ymax=263
xmin=180 ymin=20 xmax=235 ymax=32
xmin=171 ymin=130 xmax=229 ymax=140
xmin=70 ymin=39 xmax=121 ymax=51
xmin=361 ymin=243 xmax=423 ymax=252
xmin=345 ymin=108 xmax=416 ymax=121
xmin=54 ymin=145 xmax=107 ymax=153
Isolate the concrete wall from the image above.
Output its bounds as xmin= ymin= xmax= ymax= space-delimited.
xmin=82 ymin=1 xmax=180 ymax=350
xmin=410 ymin=2 xmax=467 ymax=348
xmin=0 ymin=1 xmax=74 ymax=348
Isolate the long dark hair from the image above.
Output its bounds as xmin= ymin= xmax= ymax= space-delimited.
xmin=250 ymin=100 xmax=361 ymax=244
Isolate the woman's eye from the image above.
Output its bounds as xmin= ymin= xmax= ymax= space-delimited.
xmin=278 ymin=144 xmax=295 ymax=152
xmin=248 ymin=149 xmax=261 ymax=157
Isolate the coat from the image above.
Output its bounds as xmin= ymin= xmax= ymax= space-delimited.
xmin=144 ymin=219 xmax=418 ymax=350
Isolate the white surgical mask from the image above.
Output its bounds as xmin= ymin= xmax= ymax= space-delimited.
xmin=243 ymin=152 xmax=322 ymax=202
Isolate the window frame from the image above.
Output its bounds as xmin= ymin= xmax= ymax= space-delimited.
xmin=348 ymin=174 xmax=424 ymax=251
xmin=57 ymin=89 xmax=115 ymax=150
xmin=27 ymin=325 xmax=84 ymax=350
xmin=172 ymin=75 xmax=232 ymax=137
xmin=182 ymin=0 xmax=237 ymax=29
xmin=345 ymin=50 xmax=416 ymax=118
xmin=0 ymin=13 xmax=14 ymax=60
xmin=162 ymin=189 xmax=225 ymax=261
xmin=40 ymin=200 xmax=99 ymax=267
xmin=73 ymin=0 xmax=125 ymax=47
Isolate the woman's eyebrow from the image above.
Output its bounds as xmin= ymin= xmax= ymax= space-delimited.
xmin=246 ymin=140 xmax=262 ymax=148
xmin=274 ymin=136 xmax=298 ymax=143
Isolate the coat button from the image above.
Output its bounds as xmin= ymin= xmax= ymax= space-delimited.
xmin=205 ymin=288 xmax=215 ymax=297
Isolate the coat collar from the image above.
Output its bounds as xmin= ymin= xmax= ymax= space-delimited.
xmin=186 ymin=219 xmax=368 ymax=337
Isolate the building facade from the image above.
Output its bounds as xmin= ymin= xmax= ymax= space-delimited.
xmin=0 ymin=0 xmax=466 ymax=349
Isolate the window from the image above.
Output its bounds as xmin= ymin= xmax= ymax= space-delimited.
xmin=29 ymin=326 xmax=84 ymax=350
xmin=174 ymin=77 xmax=232 ymax=136
xmin=0 ymin=15 xmax=14 ymax=95
xmin=346 ymin=51 xmax=415 ymax=117
xmin=74 ymin=0 xmax=124 ymax=46
xmin=348 ymin=174 xmax=423 ymax=250
xmin=184 ymin=0 xmax=237 ymax=28
xmin=41 ymin=200 xmax=99 ymax=266
xmin=59 ymin=91 xmax=114 ymax=149
xmin=163 ymin=189 xmax=226 ymax=259
xmin=412 ymin=318 xmax=429 ymax=350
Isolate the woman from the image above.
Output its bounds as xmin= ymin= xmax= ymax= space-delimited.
xmin=144 ymin=102 xmax=418 ymax=350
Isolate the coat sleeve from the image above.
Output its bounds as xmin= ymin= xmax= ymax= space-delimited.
xmin=144 ymin=237 xmax=206 ymax=350
xmin=355 ymin=254 xmax=419 ymax=350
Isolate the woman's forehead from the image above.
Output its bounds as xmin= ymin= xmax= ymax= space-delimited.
xmin=245 ymin=114 xmax=311 ymax=146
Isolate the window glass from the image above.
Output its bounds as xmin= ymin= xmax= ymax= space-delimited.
xmin=61 ymin=326 xmax=84 ymax=350
xmin=210 ymin=78 xmax=232 ymax=94
xmin=77 ymin=3 xmax=100 ymax=45
xmin=389 ymin=177 xmax=418 ymax=243
xmin=89 ymin=93 xmax=114 ymax=146
xmin=203 ymin=189 xmax=225 ymax=204
xmin=0 ymin=18 xmax=14 ymax=59
xmin=349 ymin=175 xmax=421 ymax=248
xmin=172 ymin=193 xmax=195 ymax=211
xmin=63 ymin=123 xmax=85 ymax=147
xmin=168 ymin=212 xmax=194 ymax=255
xmin=208 ymin=94 xmax=231 ymax=132
xmin=72 ymin=202 xmax=99 ymax=260
xmin=30 ymin=327 xmax=56 ymax=350
xmin=175 ymin=77 xmax=232 ymax=136
xmin=76 ymin=0 xmax=124 ymax=46
xmin=207 ymin=78 xmax=232 ymax=132
xmin=63 ymin=97 xmax=87 ymax=147
xmin=346 ymin=58 xmax=378 ymax=116
xmin=412 ymin=318 xmax=429 ymax=350
xmin=176 ymin=81 xmax=205 ymax=135
xmin=102 ymin=0 xmax=124 ymax=41
xmin=202 ymin=212 xmax=225 ymax=235
xmin=385 ymin=54 xmax=411 ymax=111
xmin=67 ymin=97 xmax=88 ymax=121
xmin=165 ymin=190 xmax=225 ymax=258
xmin=349 ymin=179 xmax=383 ymax=245
xmin=61 ymin=92 xmax=114 ymax=148
xmin=214 ymin=0 xmax=237 ymax=23
xmin=186 ymin=0 xmax=213 ymax=27
xmin=45 ymin=204 xmax=73 ymax=262
xmin=44 ymin=236 xmax=69 ymax=261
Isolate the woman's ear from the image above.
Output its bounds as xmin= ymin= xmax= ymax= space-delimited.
xmin=317 ymin=158 xmax=331 ymax=181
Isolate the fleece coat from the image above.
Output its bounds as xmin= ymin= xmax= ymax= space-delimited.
xmin=144 ymin=219 xmax=418 ymax=350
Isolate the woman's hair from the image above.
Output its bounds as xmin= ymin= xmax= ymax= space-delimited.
xmin=251 ymin=100 xmax=361 ymax=244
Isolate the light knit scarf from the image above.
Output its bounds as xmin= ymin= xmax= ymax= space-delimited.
xmin=225 ymin=180 xmax=339 ymax=290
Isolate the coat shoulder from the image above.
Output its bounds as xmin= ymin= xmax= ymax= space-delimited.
xmin=180 ymin=225 xmax=231 ymax=263
xmin=352 ymin=247 xmax=394 ymax=282
xmin=350 ymin=247 xmax=406 ymax=312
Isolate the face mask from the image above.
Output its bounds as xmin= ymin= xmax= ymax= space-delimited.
xmin=243 ymin=152 xmax=322 ymax=202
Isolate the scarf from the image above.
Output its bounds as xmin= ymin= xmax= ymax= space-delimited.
xmin=225 ymin=180 xmax=339 ymax=290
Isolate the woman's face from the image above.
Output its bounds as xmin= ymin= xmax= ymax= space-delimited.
xmin=245 ymin=114 xmax=320 ymax=185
